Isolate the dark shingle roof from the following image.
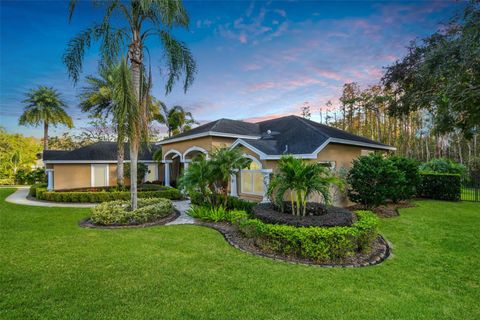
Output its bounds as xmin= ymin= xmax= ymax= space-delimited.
xmin=43 ymin=142 xmax=157 ymax=161
xmin=161 ymin=118 xmax=260 ymax=141
xmin=162 ymin=115 xmax=393 ymax=155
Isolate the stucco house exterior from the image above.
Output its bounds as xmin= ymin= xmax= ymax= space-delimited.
xmin=43 ymin=115 xmax=395 ymax=205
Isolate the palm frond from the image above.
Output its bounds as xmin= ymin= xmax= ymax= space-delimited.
xmin=159 ymin=30 xmax=196 ymax=93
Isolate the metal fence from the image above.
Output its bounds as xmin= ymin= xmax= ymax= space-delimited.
xmin=461 ymin=176 xmax=480 ymax=202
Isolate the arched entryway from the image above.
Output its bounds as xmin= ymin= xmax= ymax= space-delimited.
xmin=163 ymin=149 xmax=182 ymax=188
xmin=183 ymin=146 xmax=208 ymax=170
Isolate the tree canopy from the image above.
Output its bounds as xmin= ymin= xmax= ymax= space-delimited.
xmin=383 ymin=1 xmax=480 ymax=138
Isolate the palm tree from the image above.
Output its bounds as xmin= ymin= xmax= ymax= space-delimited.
xmin=79 ymin=64 xmax=127 ymax=187
xmin=65 ymin=0 xmax=196 ymax=209
xmin=19 ymin=86 xmax=73 ymax=150
xmin=153 ymin=100 xmax=197 ymax=137
xmin=268 ymin=156 xmax=343 ymax=216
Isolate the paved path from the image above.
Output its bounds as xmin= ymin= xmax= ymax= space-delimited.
xmin=167 ymin=200 xmax=195 ymax=225
xmin=5 ymin=188 xmax=195 ymax=224
xmin=5 ymin=188 xmax=96 ymax=208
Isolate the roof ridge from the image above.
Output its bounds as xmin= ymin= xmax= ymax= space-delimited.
xmin=294 ymin=116 xmax=330 ymax=139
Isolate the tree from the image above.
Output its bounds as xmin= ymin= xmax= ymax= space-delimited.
xmin=0 ymin=127 xmax=41 ymax=182
xmin=19 ymin=86 xmax=73 ymax=150
xmin=153 ymin=100 xmax=196 ymax=137
xmin=268 ymin=156 xmax=343 ymax=216
xmin=65 ymin=0 xmax=196 ymax=209
xmin=79 ymin=63 xmax=128 ymax=186
xmin=383 ymin=1 xmax=480 ymax=139
xmin=301 ymin=103 xmax=311 ymax=119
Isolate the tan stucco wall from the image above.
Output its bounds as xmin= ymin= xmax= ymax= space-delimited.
xmin=161 ymin=136 xmax=237 ymax=160
xmin=53 ymin=164 xmax=91 ymax=190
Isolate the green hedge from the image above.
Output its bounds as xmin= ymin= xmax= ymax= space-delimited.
xmin=188 ymin=205 xmax=379 ymax=262
xmin=29 ymin=183 xmax=47 ymax=197
xmin=417 ymin=173 xmax=461 ymax=201
xmin=35 ymin=187 xmax=182 ymax=203
xmin=237 ymin=211 xmax=378 ymax=261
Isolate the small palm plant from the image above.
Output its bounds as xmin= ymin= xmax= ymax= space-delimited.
xmin=268 ymin=155 xmax=343 ymax=216
xmin=179 ymin=147 xmax=251 ymax=207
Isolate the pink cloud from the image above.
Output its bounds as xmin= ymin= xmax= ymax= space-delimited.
xmin=313 ymin=68 xmax=346 ymax=82
xmin=247 ymin=76 xmax=325 ymax=92
xmin=243 ymin=63 xmax=262 ymax=71
xmin=239 ymin=34 xmax=247 ymax=43
xmin=243 ymin=112 xmax=294 ymax=123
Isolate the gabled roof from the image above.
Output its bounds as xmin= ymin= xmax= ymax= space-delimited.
xmin=158 ymin=118 xmax=261 ymax=144
xmin=43 ymin=142 xmax=158 ymax=162
xmin=160 ymin=114 xmax=395 ymax=157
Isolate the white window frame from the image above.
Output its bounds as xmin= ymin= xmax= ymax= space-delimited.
xmin=240 ymin=156 xmax=264 ymax=196
xmin=318 ymin=160 xmax=336 ymax=171
xmin=91 ymin=164 xmax=109 ymax=187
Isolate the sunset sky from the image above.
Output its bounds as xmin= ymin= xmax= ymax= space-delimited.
xmin=0 ymin=0 xmax=464 ymax=138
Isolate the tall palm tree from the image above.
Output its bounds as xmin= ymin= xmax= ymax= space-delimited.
xmin=152 ymin=100 xmax=197 ymax=137
xmin=19 ymin=86 xmax=73 ymax=150
xmin=65 ymin=0 xmax=196 ymax=209
xmin=79 ymin=64 xmax=127 ymax=186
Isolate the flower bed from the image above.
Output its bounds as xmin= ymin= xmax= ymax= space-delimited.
xmin=187 ymin=205 xmax=381 ymax=264
xmin=253 ymin=202 xmax=356 ymax=227
xmin=89 ymin=198 xmax=175 ymax=226
xmin=34 ymin=187 xmax=182 ymax=203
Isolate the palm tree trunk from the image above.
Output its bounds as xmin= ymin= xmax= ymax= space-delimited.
xmin=129 ymin=32 xmax=143 ymax=210
xmin=117 ymin=140 xmax=124 ymax=187
xmin=129 ymin=142 xmax=139 ymax=210
xmin=43 ymin=121 xmax=49 ymax=150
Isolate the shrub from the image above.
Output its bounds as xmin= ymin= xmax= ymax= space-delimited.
xmin=29 ymin=183 xmax=47 ymax=197
xmin=90 ymin=198 xmax=174 ymax=226
xmin=15 ymin=168 xmax=46 ymax=185
xmin=347 ymin=154 xmax=405 ymax=208
xmin=419 ymin=158 xmax=467 ymax=176
xmin=189 ymin=192 xmax=256 ymax=213
xmin=237 ymin=210 xmax=378 ymax=261
xmin=389 ymin=156 xmax=421 ymax=202
xmin=0 ymin=178 xmax=15 ymax=185
xmin=417 ymin=173 xmax=461 ymax=201
xmin=187 ymin=205 xmax=250 ymax=223
xmin=35 ymin=187 xmax=182 ymax=203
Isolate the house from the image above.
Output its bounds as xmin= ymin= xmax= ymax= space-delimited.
xmin=43 ymin=115 xmax=395 ymax=205
xmin=42 ymin=142 xmax=160 ymax=191
xmin=160 ymin=115 xmax=394 ymax=204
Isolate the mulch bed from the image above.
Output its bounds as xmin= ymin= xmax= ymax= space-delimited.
xmin=348 ymin=201 xmax=416 ymax=218
xmin=196 ymin=221 xmax=390 ymax=268
xmin=253 ymin=202 xmax=357 ymax=227
xmin=79 ymin=210 xmax=180 ymax=229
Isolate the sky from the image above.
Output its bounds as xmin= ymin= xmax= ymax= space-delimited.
xmin=0 ymin=0 xmax=465 ymax=138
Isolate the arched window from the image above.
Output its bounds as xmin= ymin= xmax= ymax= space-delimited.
xmin=241 ymin=160 xmax=264 ymax=195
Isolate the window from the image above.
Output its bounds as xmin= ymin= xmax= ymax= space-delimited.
xmin=91 ymin=164 xmax=109 ymax=187
xmin=241 ymin=161 xmax=264 ymax=195
xmin=144 ymin=164 xmax=158 ymax=182
xmin=361 ymin=149 xmax=374 ymax=156
xmin=318 ymin=161 xmax=336 ymax=171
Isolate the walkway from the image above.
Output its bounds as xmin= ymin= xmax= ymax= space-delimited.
xmin=5 ymin=188 xmax=195 ymax=224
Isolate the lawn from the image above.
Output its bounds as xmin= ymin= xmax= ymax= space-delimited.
xmin=1 ymin=188 xmax=479 ymax=320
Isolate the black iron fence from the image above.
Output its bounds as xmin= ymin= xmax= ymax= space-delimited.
xmin=461 ymin=176 xmax=480 ymax=202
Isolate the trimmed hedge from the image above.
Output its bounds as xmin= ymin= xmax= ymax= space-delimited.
xmin=35 ymin=187 xmax=182 ymax=203
xmin=90 ymin=198 xmax=174 ymax=226
xmin=188 ymin=204 xmax=379 ymax=262
xmin=29 ymin=183 xmax=47 ymax=197
xmin=417 ymin=173 xmax=461 ymax=201
xmin=237 ymin=211 xmax=378 ymax=261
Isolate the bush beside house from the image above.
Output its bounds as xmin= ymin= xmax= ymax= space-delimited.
xmin=33 ymin=187 xmax=181 ymax=203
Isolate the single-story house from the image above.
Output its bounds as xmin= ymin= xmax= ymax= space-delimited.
xmin=43 ymin=115 xmax=395 ymax=205
xmin=43 ymin=142 xmax=160 ymax=191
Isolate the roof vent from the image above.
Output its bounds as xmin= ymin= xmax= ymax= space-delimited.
xmin=283 ymin=145 xmax=288 ymax=154
xmin=267 ymin=129 xmax=272 ymax=134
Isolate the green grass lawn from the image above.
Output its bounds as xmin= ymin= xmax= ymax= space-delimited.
xmin=1 ymin=188 xmax=479 ymax=320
